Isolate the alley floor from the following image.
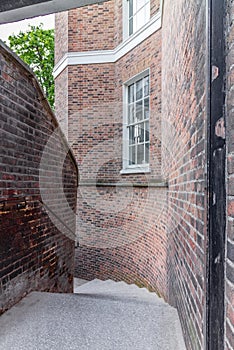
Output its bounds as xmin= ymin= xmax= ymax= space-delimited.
xmin=0 ymin=279 xmax=186 ymax=350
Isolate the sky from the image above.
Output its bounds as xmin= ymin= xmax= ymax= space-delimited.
xmin=0 ymin=14 xmax=54 ymax=43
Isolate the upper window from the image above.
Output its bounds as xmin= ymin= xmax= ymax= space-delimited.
xmin=125 ymin=73 xmax=150 ymax=169
xmin=128 ymin=0 xmax=150 ymax=36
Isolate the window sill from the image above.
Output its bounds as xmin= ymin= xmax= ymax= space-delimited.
xmin=120 ymin=166 xmax=151 ymax=175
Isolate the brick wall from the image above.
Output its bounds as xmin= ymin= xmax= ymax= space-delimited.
xmin=54 ymin=0 xmax=162 ymax=130
xmin=115 ymin=31 xmax=162 ymax=179
xmin=54 ymin=0 xmax=234 ymax=348
xmin=55 ymin=1 xmax=168 ymax=297
xmin=162 ymin=0 xmax=207 ymax=349
xmin=151 ymin=0 xmax=160 ymax=17
xmin=113 ymin=0 xmax=160 ymax=46
xmin=225 ymin=1 xmax=234 ymax=349
xmin=113 ymin=0 xmax=122 ymax=46
xmin=68 ymin=1 xmax=115 ymax=52
xmin=55 ymin=0 xmax=231 ymax=348
xmin=0 ymin=42 xmax=78 ymax=314
xmin=55 ymin=11 xmax=68 ymax=64
xmin=70 ymin=31 xmax=168 ymax=297
xmin=55 ymin=0 xmax=161 ymax=62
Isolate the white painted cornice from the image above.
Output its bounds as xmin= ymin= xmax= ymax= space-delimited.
xmin=53 ymin=11 xmax=162 ymax=78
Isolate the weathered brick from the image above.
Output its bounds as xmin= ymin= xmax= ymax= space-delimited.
xmin=0 ymin=42 xmax=78 ymax=315
xmin=55 ymin=0 xmax=167 ymax=299
xmin=162 ymin=0 xmax=207 ymax=348
xmin=54 ymin=0 xmax=234 ymax=349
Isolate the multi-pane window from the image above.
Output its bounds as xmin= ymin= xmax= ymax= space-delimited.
xmin=128 ymin=0 xmax=150 ymax=36
xmin=127 ymin=75 xmax=150 ymax=166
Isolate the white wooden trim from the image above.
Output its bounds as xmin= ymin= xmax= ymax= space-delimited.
xmin=53 ymin=11 xmax=161 ymax=78
xmin=120 ymin=166 xmax=151 ymax=174
xmin=122 ymin=83 xmax=129 ymax=171
xmin=122 ymin=0 xmax=129 ymax=41
xmin=123 ymin=68 xmax=150 ymax=86
xmin=121 ymin=68 xmax=150 ymax=173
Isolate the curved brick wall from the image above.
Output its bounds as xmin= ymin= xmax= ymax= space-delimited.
xmin=55 ymin=1 xmax=208 ymax=347
xmin=54 ymin=0 xmax=233 ymax=349
xmin=55 ymin=0 xmax=168 ymax=298
xmin=76 ymin=185 xmax=168 ymax=296
xmin=162 ymin=1 xmax=207 ymax=349
xmin=0 ymin=41 xmax=78 ymax=314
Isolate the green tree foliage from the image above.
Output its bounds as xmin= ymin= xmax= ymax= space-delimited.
xmin=8 ymin=24 xmax=55 ymax=108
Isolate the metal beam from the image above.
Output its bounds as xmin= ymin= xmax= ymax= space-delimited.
xmin=0 ymin=0 xmax=110 ymax=24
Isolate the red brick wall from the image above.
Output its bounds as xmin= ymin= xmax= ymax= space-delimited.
xmin=55 ymin=11 xmax=68 ymax=64
xmin=0 ymin=42 xmax=78 ymax=314
xmin=113 ymin=0 xmax=122 ymax=46
xmin=54 ymin=0 xmax=234 ymax=348
xmin=68 ymin=1 xmax=115 ymax=52
xmin=76 ymin=183 xmax=168 ymax=296
xmin=226 ymin=1 xmax=234 ymax=349
xmin=54 ymin=0 xmax=163 ymax=130
xmin=66 ymin=31 xmax=167 ymax=296
xmin=54 ymin=0 xmax=168 ymax=297
xmin=54 ymin=0 xmax=209 ymax=348
xmin=162 ymin=0 xmax=207 ymax=349
xmin=115 ymin=31 xmax=162 ymax=179
xmin=55 ymin=0 xmax=161 ymax=58
xmin=151 ymin=0 xmax=161 ymax=17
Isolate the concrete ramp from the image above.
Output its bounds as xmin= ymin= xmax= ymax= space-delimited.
xmin=0 ymin=279 xmax=186 ymax=350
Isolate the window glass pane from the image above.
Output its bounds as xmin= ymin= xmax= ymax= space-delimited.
xmin=137 ymin=144 xmax=144 ymax=164
xmin=128 ymin=0 xmax=133 ymax=17
xmin=132 ymin=0 xmax=137 ymax=14
xmin=133 ymin=15 xmax=137 ymax=33
xmin=128 ymin=0 xmax=150 ymax=36
xmin=136 ymin=79 xmax=143 ymax=100
xmin=128 ymin=84 xmax=134 ymax=103
xmin=126 ymin=75 xmax=150 ymax=166
xmin=129 ymin=145 xmax=136 ymax=165
xmin=145 ymin=121 xmax=149 ymax=142
xmin=138 ymin=122 xmax=145 ymax=143
xmin=136 ymin=100 xmax=143 ymax=121
xmin=144 ymin=98 xmax=149 ymax=119
xmin=129 ymin=126 xmax=134 ymax=145
xmin=129 ymin=17 xmax=133 ymax=36
xmin=145 ymin=142 xmax=149 ymax=163
xmin=137 ymin=0 xmax=145 ymax=11
xmin=145 ymin=1 xmax=150 ymax=21
xmin=144 ymin=76 xmax=149 ymax=96
xmin=136 ymin=8 xmax=145 ymax=31
xmin=128 ymin=104 xmax=134 ymax=124
xmin=134 ymin=124 xmax=139 ymax=139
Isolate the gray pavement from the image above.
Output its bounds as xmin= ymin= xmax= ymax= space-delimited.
xmin=0 ymin=279 xmax=186 ymax=350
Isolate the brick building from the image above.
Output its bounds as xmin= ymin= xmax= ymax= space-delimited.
xmin=55 ymin=0 xmax=167 ymax=292
xmin=54 ymin=1 xmax=233 ymax=349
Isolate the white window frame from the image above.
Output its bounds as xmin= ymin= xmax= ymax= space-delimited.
xmin=123 ymin=0 xmax=151 ymax=39
xmin=121 ymin=69 xmax=150 ymax=174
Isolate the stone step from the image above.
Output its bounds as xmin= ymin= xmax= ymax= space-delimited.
xmin=0 ymin=291 xmax=186 ymax=350
xmin=74 ymin=278 xmax=167 ymax=305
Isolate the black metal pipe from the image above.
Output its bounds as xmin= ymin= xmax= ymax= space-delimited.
xmin=206 ymin=0 xmax=226 ymax=349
